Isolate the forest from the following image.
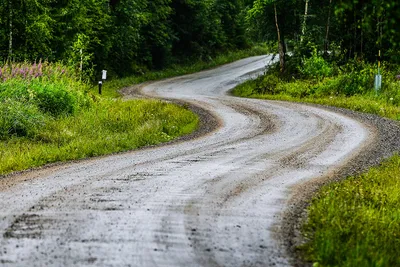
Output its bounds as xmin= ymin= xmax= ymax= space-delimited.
xmin=1 ymin=0 xmax=399 ymax=79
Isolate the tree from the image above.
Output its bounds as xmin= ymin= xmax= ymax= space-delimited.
xmin=247 ymin=0 xmax=292 ymax=72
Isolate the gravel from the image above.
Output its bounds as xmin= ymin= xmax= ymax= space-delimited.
xmin=280 ymin=104 xmax=400 ymax=266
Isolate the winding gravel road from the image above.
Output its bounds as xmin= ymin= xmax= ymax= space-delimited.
xmin=0 ymin=56 xmax=376 ymax=266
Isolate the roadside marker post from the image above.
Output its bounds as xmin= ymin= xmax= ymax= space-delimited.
xmin=99 ymin=70 xmax=107 ymax=95
xmin=374 ymin=50 xmax=382 ymax=95
xmin=98 ymin=81 xmax=103 ymax=95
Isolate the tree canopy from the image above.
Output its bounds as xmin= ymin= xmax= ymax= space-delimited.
xmin=1 ymin=0 xmax=399 ymax=78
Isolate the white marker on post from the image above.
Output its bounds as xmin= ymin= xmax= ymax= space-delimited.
xmin=102 ymin=70 xmax=107 ymax=80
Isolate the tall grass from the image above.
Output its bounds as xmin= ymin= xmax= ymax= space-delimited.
xmin=0 ymin=61 xmax=198 ymax=175
xmin=302 ymin=155 xmax=400 ymax=267
xmin=0 ymin=99 xmax=197 ymax=175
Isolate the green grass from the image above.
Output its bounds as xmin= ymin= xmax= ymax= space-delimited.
xmin=301 ymin=155 xmax=400 ymax=267
xmin=0 ymin=99 xmax=198 ymax=175
xmin=93 ymin=44 xmax=272 ymax=98
xmin=232 ymin=78 xmax=400 ymax=121
xmin=232 ymin=67 xmax=400 ymax=266
xmin=1 ymin=45 xmax=272 ymax=175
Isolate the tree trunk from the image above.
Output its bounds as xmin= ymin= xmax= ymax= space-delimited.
xmin=324 ymin=0 xmax=332 ymax=55
xmin=301 ymin=0 xmax=309 ymax=43
xmin=274 ymin=4 xmax=285 ymax=73
xmin=8 ymin=0 xmax=12 ymax=59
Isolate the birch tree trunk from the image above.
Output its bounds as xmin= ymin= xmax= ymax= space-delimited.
xmin=8 ymin=0 xmax=12 ymax=59
xmin=301 ymin=0 xmax=309 ymax=43
xmin=324 ymin=0 xmax=333 ymax=55
xmin=274 ymin=3 xmax=285 ymax=73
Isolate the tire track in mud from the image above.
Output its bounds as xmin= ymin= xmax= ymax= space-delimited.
xmin=0 ymin=56 xmax=376 ymax=266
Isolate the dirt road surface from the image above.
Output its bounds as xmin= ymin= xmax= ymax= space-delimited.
xmin=0 ymin=56 xmax=373 ymax=266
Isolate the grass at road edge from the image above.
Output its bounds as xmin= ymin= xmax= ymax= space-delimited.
xmin=233 ymin=79 xmax=400 ymax=266
xmin=232 ymin=79 xmax=400 ymax=121
xmin=301 ymin=155 xmax=400 ymax=267
xmin=1 ymin=46 xmax=272 ymax=176
xmin=0 ymin=99 xmax=198 ymax=176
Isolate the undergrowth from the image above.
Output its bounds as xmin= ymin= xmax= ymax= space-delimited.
xmin=0 ymin=99 xmax=197 ymax=175
xmin=0 ymin=61 xmax=198 ymax=175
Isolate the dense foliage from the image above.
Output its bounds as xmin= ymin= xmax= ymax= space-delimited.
xmin=0 ymin=62 xmax=91 ymax=140
xmin=246 ymin=0 xmax=400 ymax=72
xmin=0 ymin=0 xmax=250 ymax=78
xmin=1 ymin=0 xmax=399 ymax=78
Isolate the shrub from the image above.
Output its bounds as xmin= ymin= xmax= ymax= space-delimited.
xmin=382 ymin=81 xmax=400 ymax=106
xmin=30 ymin=80 xmax=81 ymax=116
xmin=300 ymin=50 xmax=333 ymax=80
xmin=255 ymin=74 xmax=281 ymax=94
xmin=277 ymin=80 xmax=313 ymax=98
xmin=0 ymin=61 xmax=92 ymax=117
xmin=0 ymin=99 xmax=47 ymax=140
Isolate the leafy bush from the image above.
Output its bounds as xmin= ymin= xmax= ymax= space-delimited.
xmin=0 ymin=62 xmax=92 ymax=117
xmin=299 ymin=51 xmax=333 ymax=80
xmin=381 ymin=81 xmax=400 ymax=106
xmin=277 ymin=80 xmax=313 ymax=98
xmin=30 ymin=81 xmax=83 ymax=116
xmin=0 ymin=99 xmax=47 ymax=140
xmin=254 ymin=74 xmax=281 ymax=94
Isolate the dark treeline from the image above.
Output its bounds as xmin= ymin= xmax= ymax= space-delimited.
xmin=0 ymin=0 xmax=248 ymax=78
xmin=247 ymin=0 xmax=400 ymax=72
xmin=1 ymin=0 xmax=399 ymax=78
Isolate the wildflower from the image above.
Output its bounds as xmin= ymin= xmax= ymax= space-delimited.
xmin=390 ymin=98 xmax=394 ymax=101
xmin=396 ymin=74 xmax=400 ymax=80
xmin=38 ymin=59 xmax=43 ymax=72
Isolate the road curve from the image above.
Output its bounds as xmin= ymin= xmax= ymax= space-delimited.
xmin=0 ymin=56 xmax=372 ymax=266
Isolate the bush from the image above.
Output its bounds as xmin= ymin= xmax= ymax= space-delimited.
xmin=382 ymin=81 xmax=400 ymax=106
xmin=0 ymin=99 xmax=47 ymax=140
xmin=277 ymin=80 xmax=313 ymax=98
xmin=254 ymin=74 xmax=281 ymax=94
xmin=30 ymin=81 xmax=82 ymax=116
xmin=300 ymin=50 xmax=333 ymax=80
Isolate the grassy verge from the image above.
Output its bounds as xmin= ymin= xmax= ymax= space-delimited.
xmin=232 ymin=59 xmax=400 ymax=266
xmin=233 ymin=83 xmax=400 ymax=121
xmin=0 ymin=99 xmax=197 ymax=175
xmin=0 ymin=62 xmax=198 ymax=176
xmin=93 ymin=44 xmax=272 ymax=98
xmin=302 ymin=155 xmax=400 ymax=266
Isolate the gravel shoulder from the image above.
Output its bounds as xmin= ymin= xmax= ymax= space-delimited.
xmin=281 ymin=104 xmax=400 ymax=266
